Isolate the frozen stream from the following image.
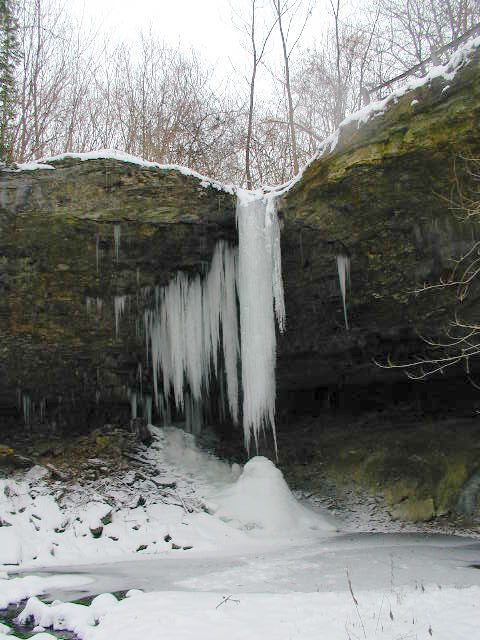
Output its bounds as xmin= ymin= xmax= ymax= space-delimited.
xmin=19 ymin=531 xmax=480 ymax=603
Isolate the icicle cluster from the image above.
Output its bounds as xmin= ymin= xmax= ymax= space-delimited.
xmin=236 ymin=192 xmax=285 ymax=452
xmin=143 ymin=192 xmax=285 ymax=453
xmin=144 ymin=241 xmax=239 ymax=424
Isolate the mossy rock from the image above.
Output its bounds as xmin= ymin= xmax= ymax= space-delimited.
xmin=391 ymin=497 xmax=435 ymax=522
xmin=0 ymin=444 xmax=14 ymax=459
xmin=434 ymin=458 xmax=468 ymax=516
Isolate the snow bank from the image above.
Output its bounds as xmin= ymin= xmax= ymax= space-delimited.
xmin=209 ymin=456 xmax=335 ymax=535
xmin=12 ymin=161 xmax=55 ymax=171
xmin=0 ymin=574 xmax=94 ymax=609
xmin=19 ymin=148 xmax=235 ymax=194
xmin=10 ymin=585 xmax=480 ymax=640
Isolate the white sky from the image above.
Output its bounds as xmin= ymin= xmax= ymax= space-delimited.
xmin=73 ymin=0 xmax=339 ymax=70
xmin=74 ymin=0 xmax=245 ymax=64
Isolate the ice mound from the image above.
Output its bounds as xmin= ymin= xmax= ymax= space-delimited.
xmin=210 ymin=456 xmax=336 ymax=535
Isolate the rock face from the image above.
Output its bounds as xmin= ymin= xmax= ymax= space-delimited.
xmin=277 ymin=44 xmax=480 ymax=413
xmin=1 ymin=44 xmax=480 ymax=524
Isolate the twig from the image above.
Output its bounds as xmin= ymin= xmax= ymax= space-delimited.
xmin=216 ymin=595 xmax=240 ymax=609
xmin=346 ymin=568 xmax=367 ymax=640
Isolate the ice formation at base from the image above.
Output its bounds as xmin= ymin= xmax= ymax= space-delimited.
xmin=143 ymin=191 xmax=285 ymax=451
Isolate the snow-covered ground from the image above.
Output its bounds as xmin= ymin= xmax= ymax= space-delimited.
xmin=1 ymin=426 xmax=479 ymax=639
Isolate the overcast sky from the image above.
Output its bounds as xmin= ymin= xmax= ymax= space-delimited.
xmin=74 ymin=0 xmax=246 ymax=64
xmin=72 ymin=0 xmax=341 ymax=70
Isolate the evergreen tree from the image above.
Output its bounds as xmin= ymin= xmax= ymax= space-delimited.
xmin=0 ymin=0 xmax=19 ymax=164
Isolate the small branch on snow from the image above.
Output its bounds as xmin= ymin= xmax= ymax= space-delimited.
xmin=216 ymin=595 xmax=240 ymax=609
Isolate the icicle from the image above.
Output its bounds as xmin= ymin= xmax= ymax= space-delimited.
xmin=158 ymin=395 xmax=171 ymax=427
xmin=184 ymin=391 xmax=192 ymax=433
xmin=143 ymin=193 xmax=285 ymax=454
xmin=184 ymin=390 xmax=203 ymax=435
xmin=114 ymin=295 xmax=127 ymax=337
xmin=138 ymin=362 xmax=142 ymax=398
xmin=130 ymin=392 xmax=137 ymax=420
xmin=86 ymin=296 xmax=93 ymax=316
xmin=265 ymin=195 xmax=286 ymax=332
xmin=236 ymin=191 xmax=285 ymax=453
xmin=336 ymin=254 xmax=350 ymax=330
xmin=218 ymin=364 xmax=226 ymax=422
xmin=96 ymin=297 xmax=103 ymax=315
xmin=96 ymin=234 xmax=100 ymax=273
xmin=145 ymin=394 xmax=152 ymax=425
xmin=40 ymin=397 xmax=46 ymax=423
xmin=221 ymin=244 xmax=239 ymax=423
xmin=113 ymin=224 xmax=121 ymax=262
xmin=22 ymin=392 xmax=31 ymax=425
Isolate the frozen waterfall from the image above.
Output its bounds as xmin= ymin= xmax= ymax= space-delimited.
xmin=144 ymin=191 xmax=285 ymax=453
xmin=236 ymin=192 xmax=285 ymax=452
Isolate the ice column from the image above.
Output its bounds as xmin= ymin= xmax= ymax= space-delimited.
xmin=236 ymin=191 xmax=285 ymax=453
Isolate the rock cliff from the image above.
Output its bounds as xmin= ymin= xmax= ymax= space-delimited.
xmin=278 ymin=42 xmax=480 ymax=412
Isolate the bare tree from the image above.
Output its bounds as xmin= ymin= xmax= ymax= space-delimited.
xmin=373 ymin=0 xmax=480 ymax=77
xmin=379 ymin=158 xmax=480 ymax=382
xmin=232 ymin=0 xmax=279 ymax=188
xmin=0 ymin=0 xmax=19 ymax=163
xmin=271 ymin=0 xmax=314 ymax=174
